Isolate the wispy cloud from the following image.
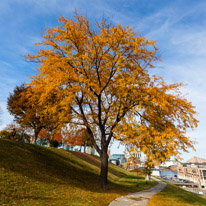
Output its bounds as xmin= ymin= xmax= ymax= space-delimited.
xmin=0 ymin=0 xmax=206 ymax=160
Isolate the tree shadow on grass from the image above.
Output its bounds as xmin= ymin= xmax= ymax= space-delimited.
xmin=0 ymin=139 xmax=137 ymax=194
xmin=71 ymin=151 xmax=139 ymax=180
xmin=0 ymin=140 xmax=101 ymax=190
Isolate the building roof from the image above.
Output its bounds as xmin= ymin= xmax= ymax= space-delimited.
xmin=109 ymin=155 xmax=117 ymax=160
xmin=187 ymin=156 xmax=206 ymax=164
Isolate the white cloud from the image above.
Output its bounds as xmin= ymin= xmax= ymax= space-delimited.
xmin=0 ymin=101 xmax=13 ymax=130
xmin=170 ymin=30 xmax=206 ymax=56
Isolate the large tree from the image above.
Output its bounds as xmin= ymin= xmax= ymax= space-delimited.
xmin=25 ymin=12 xmax=198 ymax=189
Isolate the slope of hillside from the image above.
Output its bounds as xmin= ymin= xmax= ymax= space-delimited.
xmin=148 ymin=181 xmax=206 ymax=206
xmin=0 ymin=139 xmax=157 ymax=206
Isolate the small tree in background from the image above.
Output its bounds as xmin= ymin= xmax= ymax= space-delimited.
xmin=144 ymin=159 xmax=154 ymax=182
xmin=38 ymin=129 xmax=62 ymax=147
xmin=80 ymin=128 xmax=93 ymax=152
xmin=0 ymin=130 xmax=11 ymax=139
xmin=7 ymin=84 xmax=67 ymax=144
xmin=7 ymin=84 xmax=44 ymax=144
xmin=66 ymin=128 xmax=92 ymax=152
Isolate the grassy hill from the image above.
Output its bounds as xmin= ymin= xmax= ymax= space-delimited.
xmin=148 ymin=181 xmax=206 ymax=206
xmin=0 ymin=139 xmax=157 ymax=206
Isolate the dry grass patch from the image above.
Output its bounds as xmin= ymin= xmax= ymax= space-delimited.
xmin=148 ymin=181 xmax=206 ymax=206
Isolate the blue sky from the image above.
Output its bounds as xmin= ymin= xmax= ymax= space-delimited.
xmin=0 ymin=0 xmax=206 ymax=161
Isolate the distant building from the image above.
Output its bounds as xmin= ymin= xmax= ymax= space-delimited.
xmin=187 ymin=156 xmax=206 ymax=164
xmin=86 ymin=146 xmax=96 ymax=155
xmin=112 ymin=154 xmax=125 ymax=162
xmin=160 ymin=160 xmax=178 ymax=168
xmin=109 ymin=155 xmax=120 ymax=166
xmin=109 ymin=154 xmax=127 ymax=167
xmin=178 ymin=156 xmax=206 ymax=188
xmin=152 ymin=168 xmax=161 ymax=177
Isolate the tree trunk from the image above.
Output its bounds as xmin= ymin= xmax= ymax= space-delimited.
xmin=33 ymin=130 xmax=38 ymax=144
xmin=99 ymin=149 xmax=109 ymax=190
xmin=47 ymin=139 xmax=51 ymax=147
xmin=146 ymin=174 xmax=150 ymax=181
xmin=33 ymin=127 xmax=42 ymax=145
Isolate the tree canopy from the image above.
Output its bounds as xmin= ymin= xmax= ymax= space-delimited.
xmin=7 ymin=84 xmax=45 ymax=144
xmin=65 ymin=128 xmax=92 ymax=152
xmin=25 ymin=12 xmax=198 ymax=189
xmin=7 ymin=84 xmax=68 ymax=144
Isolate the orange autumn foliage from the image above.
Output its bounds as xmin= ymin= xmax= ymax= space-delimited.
xmin=66 ymin=134 xmax=83 ymax=146
xmin=38 ymin=129 xmax=62 ymax=142
xmin=25 ymin=11 xmax=199 ymax=189
xmin=65 ymin=128 xmax=91 ymax=146
xmin=7 ymin=84 xmax=45 ymax=144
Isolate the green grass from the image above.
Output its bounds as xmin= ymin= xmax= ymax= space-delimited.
xmin=0 ymin=139 xmax=157 ymax=206
xmin=148 ymin=181 xmax=206 ymax=206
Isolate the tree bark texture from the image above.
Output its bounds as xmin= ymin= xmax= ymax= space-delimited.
xmin=33 ymin=130 xmax=38 ymax=144
xmin=33 ymin=127 xmax=41 ymax=144
xmin=99 ymin=149 xmax=109 ymax=190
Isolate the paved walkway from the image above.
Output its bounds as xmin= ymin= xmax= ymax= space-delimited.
xmin=109 ymin=177 xmax=167 ymax=206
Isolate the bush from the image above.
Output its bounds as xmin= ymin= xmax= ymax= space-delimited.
xmin=0 ymin=130 xmax=11 ymax=139
xmin=0 ymin=129 xmax=30 ymax=143
xmin=130 ymin=168 xmax=145 ymax=174
xmin=50 ymin=140 xmax=59 ymax=148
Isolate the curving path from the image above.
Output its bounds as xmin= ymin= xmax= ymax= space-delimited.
xmin=109 ymin=177 xmax=166 ymax=206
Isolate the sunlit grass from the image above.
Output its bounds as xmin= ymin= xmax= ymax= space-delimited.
xmin=148 ymin=181 xmax=206 ymax=206
xmin=0 ymin=139 xmax=157 ymax=205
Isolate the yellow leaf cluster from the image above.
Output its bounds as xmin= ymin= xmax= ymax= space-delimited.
xmin=25 ymin=11 xmax=198 ymax=165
